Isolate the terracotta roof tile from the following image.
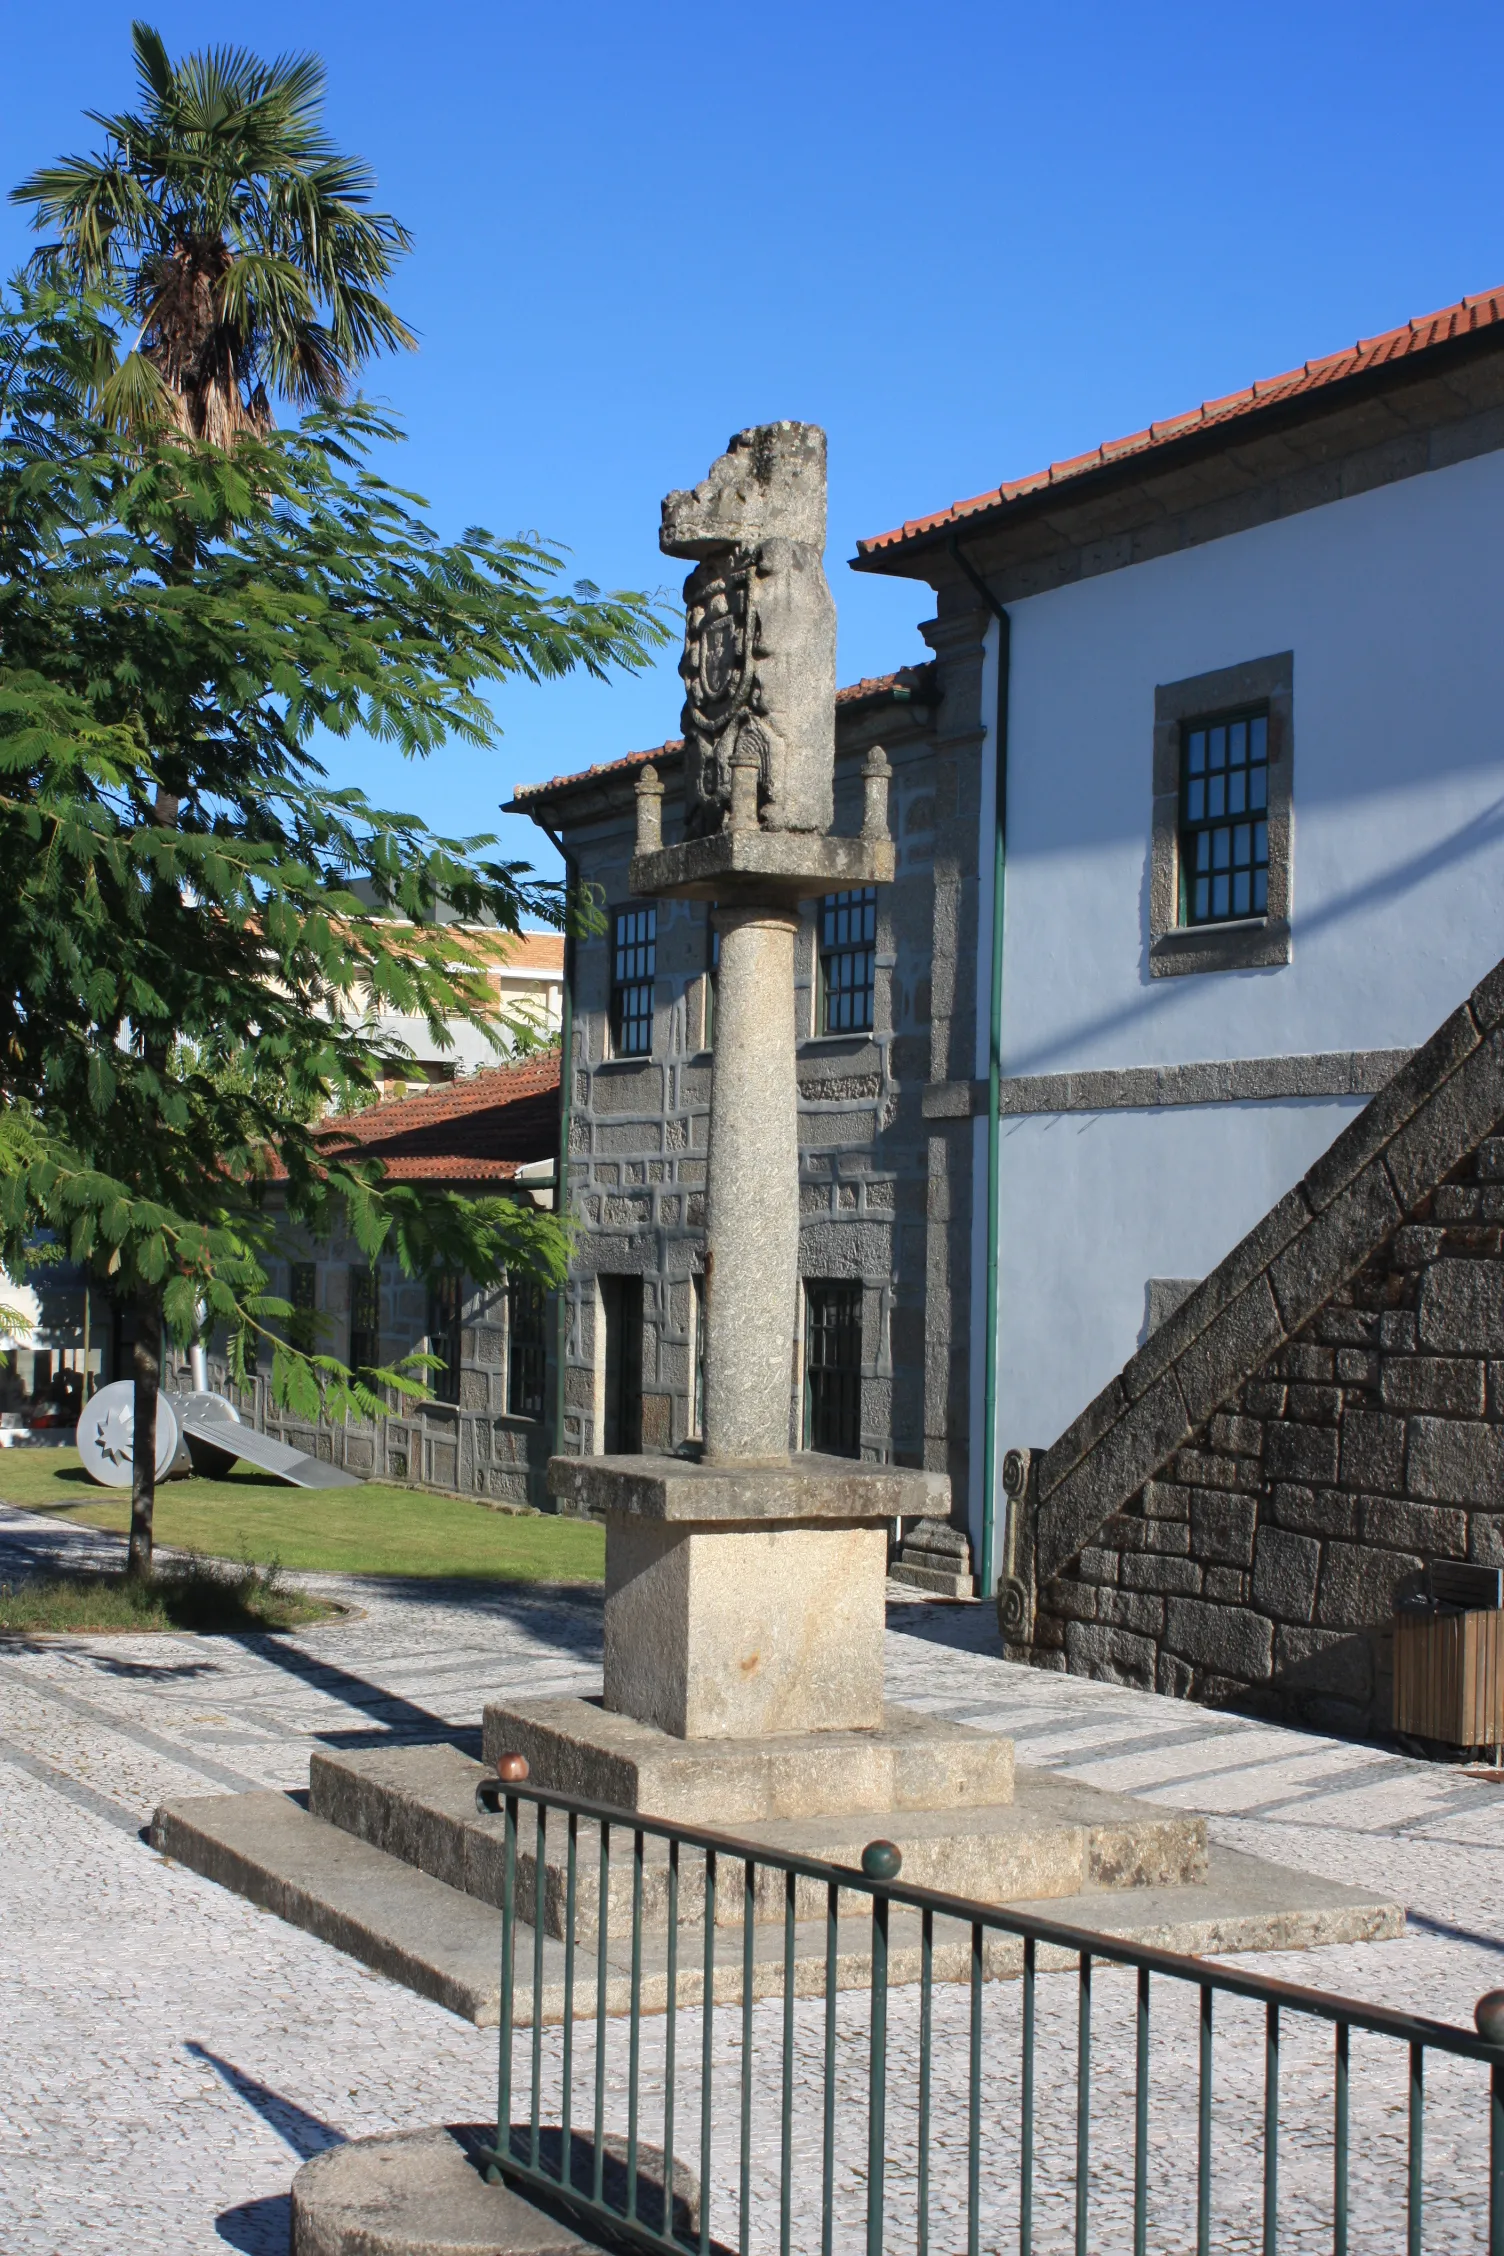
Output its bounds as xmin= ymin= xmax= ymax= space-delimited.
xmin=270 ymin=1051 xmax=561 ymax=1187
xmin=334 ymin=1049 xmax=560 ymax=1143
xmin=856 ymin=285 xmax=1504 ymax=559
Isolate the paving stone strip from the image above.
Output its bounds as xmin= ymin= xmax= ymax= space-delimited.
xmin=1 ymin=1507 xmax=1503 ymax=2249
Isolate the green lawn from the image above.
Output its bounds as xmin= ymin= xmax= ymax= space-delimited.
xmin=0 ymin=1448 xmax=604 ymax=1583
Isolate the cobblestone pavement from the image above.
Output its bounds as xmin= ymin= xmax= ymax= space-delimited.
xmin=1 ymin=1499 xmax=1501 ymax=2251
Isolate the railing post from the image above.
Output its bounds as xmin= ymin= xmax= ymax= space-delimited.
xmin=498 ymin=1786 xmax=518 ymax=2160
xmin=1263 ymin=2002 xmax=1279 ymax=2256
xmin=866 ymin=1889 xmax=890 ymax=2256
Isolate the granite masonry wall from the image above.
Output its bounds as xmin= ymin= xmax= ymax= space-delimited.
xmin=1006 ymin=958 xmax=1504 ymax=1735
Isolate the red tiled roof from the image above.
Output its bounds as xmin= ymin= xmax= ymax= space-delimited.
xmin=508 ymin=667 xmax=936 ymax=806
xmin=856 ymin=285 xmax=1504 ymax=561
xmin=499 ymin=931 xmax=565 ymax=972
xmin=270 ymin=1051 xmax=561 ymax=1186
xmin=334 ymin=1048 xmax=560 ymax=1142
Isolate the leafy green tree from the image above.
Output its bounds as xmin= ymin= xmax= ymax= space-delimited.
xmin=0 ymin=278 xmax=663 ymax=1574
xmin=12 ymin=21 xmax=413 ymax=440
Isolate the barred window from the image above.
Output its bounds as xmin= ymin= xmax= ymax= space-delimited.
xmin=288 ymin=1261 xmax=317 ymax=1356
xmin=610 ymin=905 xmax=656 ymax=1057
xmin=348 ymin=1265 xmax=380 ymax=1383
xmin=427 ymin=1273 xmax=463 ymax=1405
xmin=703 ymin=916 xmax=720 ymax=1050
xmin=691 ymin=1271 xmax=705 ymax=1440
xmin=818 ymin=890 xmax=876 ymax=1034
xmin=1180 ymin=710 xmax=1269 ymax=926
xmin=507 ymin=1276 xmax=548 ymax=1421
xmin=803 ymin=1280 xmax=862 ymax=1458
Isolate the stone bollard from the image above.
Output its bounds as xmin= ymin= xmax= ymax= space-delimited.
xmin=633 ymin=762 xmax=663 ymax=855
xmin=728 ymin=739 xmax=761 ymax=834
xmin=860 ymin=745 xmax=892 ymax=841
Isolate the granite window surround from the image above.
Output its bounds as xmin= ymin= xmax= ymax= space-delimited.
xmin=1149 ymin=651 xmax=1293 ymax=977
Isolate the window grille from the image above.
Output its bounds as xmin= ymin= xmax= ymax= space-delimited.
xmin=507 ymin=1276 xmax=548 ymax=1421
xmin=348 ymin=1265 xmax=380 ymax=1384
xmin=427 ymin=1273 xmax=463 ymax=1405
xmin=609 ymin=905 xmax=656 ymax=1057
xmin=819 ymin=890 xmax=876 ymax=1033
xmin=703 ymin=916 xmax=720 ymax=1050
xmin=1179 ymin=710 xmax=1269 ymax=925
xmin=804 ymin=1280 xmax=863 ymax=1458
xmin=288 ymin=1262 xmax=317 ymax=1356
xmin=599 ymin=1274 xmax=643 ymax=1453
xmin=691 ymin=1272 xmax=705 ymax=1440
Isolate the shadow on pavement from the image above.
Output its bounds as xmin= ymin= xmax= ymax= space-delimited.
xmin=188 ymin=2041 xmax=347 ymax=2158
xmin=885 ymin=1595 xmax=1000 ymax=1657
xmin=215 ymin=2193 xmax=291 ymax=2253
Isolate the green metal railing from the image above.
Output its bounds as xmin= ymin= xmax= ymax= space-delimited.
xmin=475 ymin=1771 xmax=1504 ymax=2254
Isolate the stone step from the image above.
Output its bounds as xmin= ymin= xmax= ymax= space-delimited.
xmin=478 ymin=1697 xmax=1015 ymax=1824
xmin=150 ymin=1787 xmax=1407 ymax=2030
xmin=310 ymin=1742 xmax=1205 ymax=1938
xmin=888 ymin=1561 xmax=977 ymax=1599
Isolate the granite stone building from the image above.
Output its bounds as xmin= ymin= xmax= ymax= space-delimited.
xmin=511 ymin=282 xmax=1504 ymax=1689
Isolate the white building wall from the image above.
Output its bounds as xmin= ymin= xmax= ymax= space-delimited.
xmin=990 ymin=448 xmax=1504 ymax=1473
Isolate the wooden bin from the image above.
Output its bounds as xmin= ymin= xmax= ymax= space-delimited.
xmin=1393 ymin=1606 xmax=1504 ymax=1751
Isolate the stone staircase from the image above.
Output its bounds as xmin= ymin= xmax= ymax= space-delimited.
xmin=889 ymin=1518 xmax=976 ymax=1597
xmin=1002 ymin=950 xmax=1504 ymax=1736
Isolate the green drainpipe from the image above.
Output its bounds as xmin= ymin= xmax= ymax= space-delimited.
xmin=537 ymin=825 xmax=577 ymax=1461
xmin=948 ymin=540 xmax=1011 ymax=1598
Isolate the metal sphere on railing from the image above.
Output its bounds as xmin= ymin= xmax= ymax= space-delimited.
xmin=861 ymin=1839 xmax=902 ymax=1882
xmin=1476 ymin=1990 xmax=1504 ymax=2045
xmin=495 ymin=1752 xmax=530 ymax=1783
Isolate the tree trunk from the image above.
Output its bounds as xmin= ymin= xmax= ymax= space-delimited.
xmin=127 ymin=1295 xmax=162 ymax=1580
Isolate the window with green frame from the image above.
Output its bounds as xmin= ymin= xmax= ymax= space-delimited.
xmin=609 ymin=904 xmax=656 ymax=1057
xmin=803 ymin=1279 xmax=862 ymax=1458
xmin=427 ymin=1273 xmax=463 ymax=1405
xmin=702 ymin=914 xmax=720 ymax=1049
xmin=506 ymin=1276 xmax=548 ymax=1420
xmin=288 ymin=1261 xmax=318 ymax=1356
xmin=818 ymin=890 xmax=876 ymax=1033
xmin=1179 ymin=709 xmax=1269 ymax=926
xmin=348 ymin=1265 xmax=380 ymax=1384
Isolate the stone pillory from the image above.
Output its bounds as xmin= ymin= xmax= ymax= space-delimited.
xmin=661 ymin=421 xmax=837 ymax=840
xmin=528 ymin=422 xmax=946 ymax=1784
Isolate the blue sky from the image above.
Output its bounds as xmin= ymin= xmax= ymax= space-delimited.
xmin=4 ymin=2 xmax=1503 ymax=892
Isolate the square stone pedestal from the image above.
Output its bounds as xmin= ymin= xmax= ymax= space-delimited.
xmin=548 ymin=1452 xmax=948 ymax=1741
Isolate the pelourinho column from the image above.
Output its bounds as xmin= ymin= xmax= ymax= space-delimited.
xmin=701 ymin=901 xmax=800 ymax=1462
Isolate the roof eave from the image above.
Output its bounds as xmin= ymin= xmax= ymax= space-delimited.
xmin=850 ymin=317 xmax=1504 ymax=580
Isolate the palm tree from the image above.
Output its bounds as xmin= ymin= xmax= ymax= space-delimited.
xmin=12 ymin=21 xmax=415 ymax=441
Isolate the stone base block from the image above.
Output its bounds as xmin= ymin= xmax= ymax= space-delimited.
xmin=290 ymin=2124 xmax=696 ymax=2255
xmin=605 ymin=1514 xmax=887 ymax=1737
xmin=481 ymin=1697 xmax=1014 ymax=1823
xmin=551 ymin=1454 xmax=951 ymax=1738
